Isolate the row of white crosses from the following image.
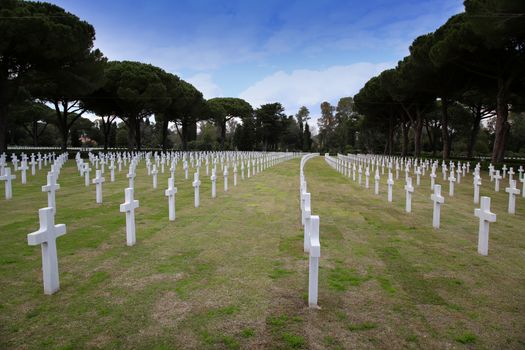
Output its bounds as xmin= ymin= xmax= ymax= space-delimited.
xmin=0 ymin=152 xmax=57 ymax=199
xmin=334 ymin=153 xmax=523 ymax=214
xmin=301 ymin=153 xmax=321 ymax=308
xmin=23 ymin=150 xmax=310 ymax=295
xmin=118 ymin=151 xmax=300 ymax=250
xmin=326 ymin=153 xmax=523 ymax=256
xmin=24 ymin=153 xmax=69 ymax=295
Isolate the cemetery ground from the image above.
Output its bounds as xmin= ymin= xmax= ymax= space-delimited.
xmin=1 ymin=157 xmax=524 ymax=350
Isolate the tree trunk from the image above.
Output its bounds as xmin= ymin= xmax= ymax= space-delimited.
xmin=181 ymin=120 xmax=188 ymax=151
xmin=425 ymin=121 xmax=436 ymax=157
xmin=161 ymin=118 xmax=169 ymax=151
xmin=492 ymin=93 xmax=508 ymax=163
xmin=135 ymin=118 xmax=142 ymax=151
xmin=467 ymin=106 xmax=482 ymax=159
xmin=32 ymin=120 xmax=38 ymax=146
xmin=100 ymin=117 xmax=110 ymax=152
xmin=103 ymin=125 xmax=110 ymax=152
xmin=60 ymin=119 xmax=69 ymax=152
xmin=220 ymin=120 xmax=226 ymax=150
xmin=413 ymin=110 xmax=423 ymax=157
xmin=127 ymin=117 xmax=136 ymax=150
xmin=0 ymin=104 xmax=8 ymax=154
xmin=401 ymin=121 xmax=409 ymax=157
xmin=441 ymin=99 xmax=450 ymax=160
xmin=387 ymin=115 xmax=394 ymax=155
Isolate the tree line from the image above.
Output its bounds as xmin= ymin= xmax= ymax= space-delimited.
xmin=0 ymin=0 xmax=314 ymax=153
xmin=344 ymin=0 xmax=524 ymax=163
xmin=2 ymin=0 xmax=524 ymax=161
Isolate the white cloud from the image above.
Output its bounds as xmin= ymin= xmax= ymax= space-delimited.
xmin=185 ymin=73 xmax=222 ymax=99
xmin=238 ymin=62 xmax=394 ymax=117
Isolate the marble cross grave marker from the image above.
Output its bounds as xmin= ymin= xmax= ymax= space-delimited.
xmin=27 ymin=207 xmax=67 ymax=295
xmin=42 ymin=172 xmax=60 ymax=214
xmin=404 ymin=177 xmax=414 ymax=213
xmin=193 ymin=172 xmax=201 ymax=208
xmin=92 ymin=170 xmax=105 ymax=204
xmin=475 ymin=196 xmax=496 ymax=256
xmin=120 ymin=188 xmax=139 ymax=246
xmin=505 ymin=180 xmax=520 ymax=214
xmin=0 ymin=167 xmax=16 ymax=199
xmin=431 ymin=184 xmax=445 ymax=229
xmin=165 ymin=177 xmax=177 ymax=221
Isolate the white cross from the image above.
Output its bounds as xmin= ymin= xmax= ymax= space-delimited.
xmin=165 ymin=177 xmax=177 ymax=221
xmin=303 ymin=192 xmax=312 ymax=252
xmin=127 ymin=167 xmax=136 ymax=189
xmin=0 ymin=167 xmax=16 ymax=199
xmin=42 ymin=172 xmax=60 ymax=214
xmin=308 ymin=215 xmax=320 ymax=308
xmin=224 ymin=167 xmax=229 ymax=192
xmin=152 ymin=165 xmax=158 ymax=189
xmin=84 ymin=163 xmax=91 ymax=187
xmin=374 ymin=169 xmax=380 ymax=195
xmin=518 ymin=165 xmax=524 ymax=180
xmin=387 ymin=172 xmax=394 ymax=202
xmin=184 ymin=161 xmax=189 ymax=180
xmin=494 ymin=170 xmax=502 ymax=192
xmin=233 ymin=164 xmax=238 ymax=186
xmin=508 ymin=167 xmax=515 ymax=183
xmin=120 ymin=188 xmax=139 ymax=246
xmin=415 ymin=167 xmax=421 ymax=186
xmin=12 ymin=157 xmax=19 ymax=171
xmin=365 ymin=167 xmax=370 ymax=189
xmin=456 ymin=166 xmax=461 ymax=184
xmin=211 ymin=169 xmax=217 ymax=198
xmin=0 ymin=157 xmax=5 ymax=176
xmin=108 ymin=162 xmax=115 ymax=182
xmin=404 ymin=177 xmax=414 ymax=213
xmin=20 ymin=161 xmax=28 ymax=184
xmin=448 ymin=173 xmax=456 ymax=196
xmin=193 ymin=172 xmax=201 ymax=208
xmin=502 ymin=164 xmax=507 ymax=178
xmin=358 ymin=166 xmax=363 ymax=186
xmin=431 ymin=184 xmax=445 ymax=229
xmin=27 ymin=207 xmax=67 ymax=294
xmin=30 ymin=157 xmax=37 ymax=176
xmin=505 ymin=180 xmax=520 ymax=214
xmin=92 ymin=170 xmax=105 ymax=204
xmin=469 ymin=171 xmax=480 ymax=201
xmin=475 ymin=196 xmax=496 ymax=256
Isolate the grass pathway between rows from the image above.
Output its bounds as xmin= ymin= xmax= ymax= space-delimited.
xmin=0 ymin=156 xmax=523 ymax=349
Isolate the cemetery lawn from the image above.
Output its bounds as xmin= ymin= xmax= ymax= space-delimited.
xmin=1 ymin=157 xmax=524 ymax=350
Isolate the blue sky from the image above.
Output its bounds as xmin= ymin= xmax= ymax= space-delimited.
xmin=50 ymin=0 xmax=463 ymax=125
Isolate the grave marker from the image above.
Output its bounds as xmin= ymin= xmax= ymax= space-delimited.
xmin=431 ymin=184 xmax=445 ymax=229
xmin=505 ymin=180 xmax=520 ymax=214
xmin=165 ymin=177 xmax=177 ymax=221
xmin=27 ymin=207 xmax=66 ymax=295
xmin=475 ymin=196 xmax=496 ymax=256
xmin=120 ymin=188 xmax=139 ymax=246
xmin=0 ymin=167 xmax=16 ymax=199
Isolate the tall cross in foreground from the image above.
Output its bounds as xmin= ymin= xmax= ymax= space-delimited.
xmin=27 ymin=207 xmax=67 ymax=294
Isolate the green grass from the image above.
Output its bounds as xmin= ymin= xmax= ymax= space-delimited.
xmin=454 ymin=332 xmax=477 ymax=344
xmin=0 ymin=156 xmax=524 ymax=349
xmin=347 ymin=322 xmax=378 ymax=331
